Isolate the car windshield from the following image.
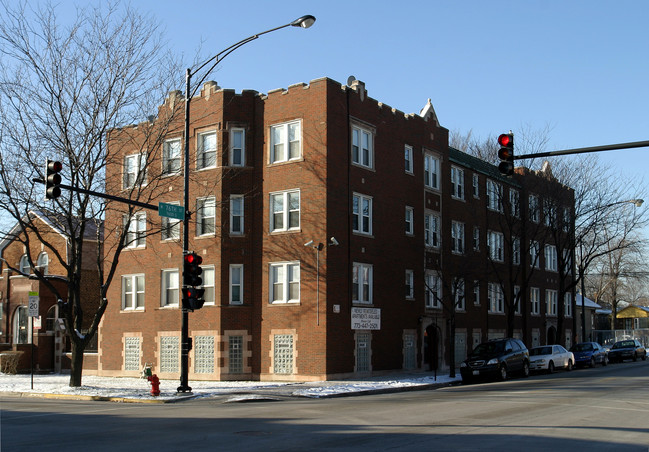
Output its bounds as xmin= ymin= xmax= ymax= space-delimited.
xmin=573 ymin=343 xmax=593 ymax=352
xmin=472 ymin=341 xmax=504 ymax=355
xmin=612 ymin=341 xmax=635 ymax=349
xmin=530 ymin=346 xmax=552 ymax=356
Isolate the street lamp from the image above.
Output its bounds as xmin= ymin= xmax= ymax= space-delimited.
xmin=305 ymin=237 xmax=338 ymax=326
xmin=178 ymin=15 xmax=316 ymax=394
xmin=578 ymin=198 xmax=643 ymax=342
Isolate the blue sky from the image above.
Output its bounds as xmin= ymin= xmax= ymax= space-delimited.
xmin=2 ymin=0 xmax=647 ymax=231
xmin=136 ymin=0 xmax=647 ymax=183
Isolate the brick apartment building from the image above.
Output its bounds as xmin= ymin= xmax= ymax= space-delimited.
xmin=0 ymin=211 xmax=101 ymax=372
xmin=97 ymin=77 xmax=575 ymax=381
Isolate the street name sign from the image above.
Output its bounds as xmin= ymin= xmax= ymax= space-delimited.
xmin=159 ymin=202 xmax=185 ymax=220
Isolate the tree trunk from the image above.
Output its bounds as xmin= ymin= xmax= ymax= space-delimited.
xmin=69 ymin=339 xmax=85 ymax=387
xmin=448 ymin=315 xmax=456 ymax=378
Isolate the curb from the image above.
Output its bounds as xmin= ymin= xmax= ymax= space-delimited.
xmin=4 ymin=391 xmax=197 ymax=404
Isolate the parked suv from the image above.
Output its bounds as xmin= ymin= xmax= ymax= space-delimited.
xmin=460 ymin=338 xmax=530 ymax=383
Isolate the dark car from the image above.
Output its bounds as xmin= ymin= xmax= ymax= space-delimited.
xmin=570 ymin=342 xmax=608 ymax=367
xmin=608 ymin=339 xmax=647 ymax=363
xmin=460 ymin=338 xmax=530 ymax=383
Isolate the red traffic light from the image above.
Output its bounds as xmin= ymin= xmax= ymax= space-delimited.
xmin=184 ymin=253 xmax=202 ymax=266
xmin=498 ymin=133 xmax=513 ymax=147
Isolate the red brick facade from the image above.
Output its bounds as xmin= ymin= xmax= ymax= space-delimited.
xmin=98 ymin=77 xmax=575 ymax=381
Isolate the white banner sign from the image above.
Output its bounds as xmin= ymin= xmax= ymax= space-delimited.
xmin=351 ymin=307 xmax=381 ymax=330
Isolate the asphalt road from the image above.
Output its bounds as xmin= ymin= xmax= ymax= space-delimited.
xmin=2 ymin=360 xmax=648 ymax=451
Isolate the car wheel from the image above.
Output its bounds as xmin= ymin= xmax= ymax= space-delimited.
xmin=633 ymin=353 xmax=637 ymax=362
xmin=522 ymin=361 xmax=530 ymax=378
xmin=590 ymin=357 xmax=596 ymax=368
xmin=642 ymin=353 xmax=647 ymax=361
xmin=548 ymin=361 xmax=555 ymax=374
xmin=603 ymin=355 xmax=608 ymax=366
xmin=567 ymin=360 xmax=573 ymax=371
xmin=499 ymin=364 xmax=508 ymax=381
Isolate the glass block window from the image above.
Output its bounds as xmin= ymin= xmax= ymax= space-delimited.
xmin=160 ymin=336 xmax=180 ymax=373
xmin=356 ymin=332 xmax=371 ymax=372
xmin=229 ymin=336 xmax=244 ymax=374
xmin=194 ymin=335 xmax=215 ymax=374
xmin=404 ymin=333 xmax=416 ymax=370
xmin=124 ymin=336 xmax=141 ymax=371
xmin=273 ymin=334 xmax=294 ymax=374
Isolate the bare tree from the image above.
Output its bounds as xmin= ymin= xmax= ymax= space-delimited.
xmin=0 ymin=1 xmax=180 ymax=386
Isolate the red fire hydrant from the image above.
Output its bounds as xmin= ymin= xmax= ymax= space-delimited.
xmin=147 ymin=374 xmax=161 ymax=396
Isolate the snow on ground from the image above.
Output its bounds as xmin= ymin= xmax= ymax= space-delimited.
xmin=0 ymin=372 xmax=460 ymax=401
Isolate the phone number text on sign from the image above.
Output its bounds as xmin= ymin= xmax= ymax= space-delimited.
xmin=351 ymin=307 xmax=381 ymax=330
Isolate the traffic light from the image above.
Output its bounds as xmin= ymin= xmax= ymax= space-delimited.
xmin=182 ymin=287 xmax=205 ymax=311
xmin=182 ymin=252 xmax=204 ymax=311
xmin=45 ymin=160 xmax=63 ymax=199
xmin=497 ymin=133 xmax=514 ymax=176
xmin=183 ymin=252 xmax=203 ymax=287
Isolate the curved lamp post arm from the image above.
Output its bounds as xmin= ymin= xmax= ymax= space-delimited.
xmin=188 ymin=15 xmax=316 ymax=98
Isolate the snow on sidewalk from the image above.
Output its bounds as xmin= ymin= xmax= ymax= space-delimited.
xmin=0 ymin=372 xmax=460 ymax=401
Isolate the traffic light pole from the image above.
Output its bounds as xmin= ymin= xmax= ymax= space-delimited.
xmin=513 ymin=139 xmax=649 ymax=160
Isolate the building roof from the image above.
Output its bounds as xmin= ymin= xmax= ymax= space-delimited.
xmin=616 ymin=305 xmax=649 ymax=319
xmin=576 ymin=294 xmax=601 ymax=309
xmin=448 ymin=147 xmax=522 ymax=187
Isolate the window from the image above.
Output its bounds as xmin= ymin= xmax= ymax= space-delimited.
xmin=230 ymin=264 xmax=243 ymax=305
xmin=486 ymin=180 xmax=503 ymax=212
xmin=160 ymin=336 xmax=180 ymax=373
xmin=545 ymin=244 xmax=558 ymax=272
xmin=352 ymin=125 xmax=373 ymax=168
xmin=488 ymin=283 xmax=504 ymax=313
xmin=230 ymin=195 xmax=244 ymax=235
xmin=353 ymin=262 xmax=373 ymax=304
xmin=513 ymin=237 xmax=521 ymax=265
xmin=404 ymin=145 xmax=413 ymax=174
xmin=451 ymin=166 xmax=464 ymax=199
xmin=162 ymin=138 xmax=181 ymax=175
xmin=352 ymin=193 xmax=372 ymax=235
xmin=122 ymin=274 xmax=145 ymax=310
xmin=529 ymin=195 xmax=540 ymax=223
xmin=19 ymin=255 xmax=30 ymax=274
xmin=510 ymin=189 xmax=520 ymax=217
xmin=405 ymin=206 xmax=414 ymax=235
xmin=472 ymin=174 xmax=479 ymax=198
xmin=270 ymin=120 xmax=301 ymax=163
xmin=201 ymin=267 xmax=215 ymax=305
xmin=451 ymin=221 xmax=465 ymax=254
xmin=563 ymin=207 xmax=571 ymax=232
xmin=473 ymin=227 xmax=480 ymax=251
xmin=36 ymin=252 xmax=49 ymax=275
xmin=454 ymin=278 xmax=465 ymax=311
xmin=273 ymin=334 xmax=294 ymax=374
xmin=425 ymin=271 xmax=441 ymax=308
xmin=161 ymin=269 xmax=179 ymax=307
xmin=228 ymin=335 xmax=244 ymax=374
xmin=194 ymin=335 xmax=215 ymax=374
xmin=270 ymin=262 xmax=300 ymax=304
xmin=196 ymin=197 xmax=216 ymax=236
xmin=123 ymin=153 xmax=146 ymax=188
xmin=230 ymin=128 xmax=245 ymax=166
xmin=530 ymin=287 xmax=540 ymax=315
xmin=514 ymin=286 xmax=521 ymax=314
xmin=124 ymin=212 xmax=146 ymax=248
xmin=563 ymin=249 xmax=572 ymax=275
xmin=487 ymin=231 xmax=504 ymax=262
xmin=423 ymin=153 xmax=440 ymax=190
xmin=197 ymin=131 xmax=217 ymax=169
xmin=424 ymin=212 xmax=440 ymax=248
xmin=546 ymin=289 xmax=558 ymax=316
xmin=405 ymin=269 xmax=414 ymax=299
xmin=565 ymin=293 xmax=573 ymax=317
xmin=530 ymin=241 xmax=540 ymax=268
xmin=544 ymin=199 xmax=557 ymax=228
xmin=124 ymin=337 xmax=141 ymax=371
xmin=161 ymin=203 xmax=180 ymax=240
xmin=473 ymin=281 xmax=480 ymax=305
xmin=270 ymin=190 xmax=300 ymax=232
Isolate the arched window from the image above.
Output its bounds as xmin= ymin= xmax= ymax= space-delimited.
xmin=19 ymin=255 xmax=31 ymax=275
xmin=13 ymin=306 xmax=30 ymax=344
xmin=37 ymin=252 xmax=49 ymax=275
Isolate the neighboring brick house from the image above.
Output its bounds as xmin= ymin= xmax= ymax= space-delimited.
xmin=98 ymin=77 xmax=575 ymax=381
xmin=0 ymin=211 xmax=102 ymax=372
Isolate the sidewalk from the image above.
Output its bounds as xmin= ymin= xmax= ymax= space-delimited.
xmin=0 ymin=371 xmax=461 ymax=403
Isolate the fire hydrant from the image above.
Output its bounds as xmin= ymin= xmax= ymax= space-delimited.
xmin=147 ymin=374 xmax=161 ymax=396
